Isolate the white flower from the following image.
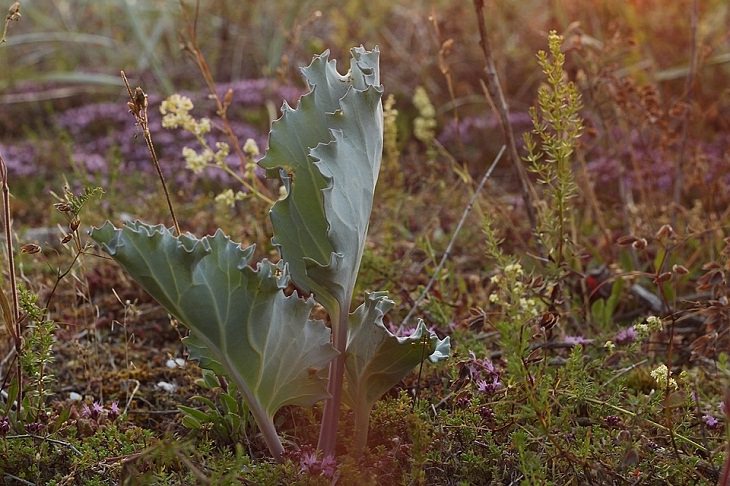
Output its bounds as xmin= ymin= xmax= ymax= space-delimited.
xmin=160 ymin=94 xmax=193 ymax=115
xmin=650 ymin=364 xmax=678 ymax=390
xmin=215 ymin=189 xmax=236 ymax=208
xmin=69 ymin=392 xmax=82 ymax=401
xmin=243 ymin=138 xmax=260 ymax=157
xmin=194 ymin=117 xmax=211 ymax=136
xmin=646 ymin=315 xmax=663 ymax=332
xmin=182 ymin=146 xmax=212 ymax=174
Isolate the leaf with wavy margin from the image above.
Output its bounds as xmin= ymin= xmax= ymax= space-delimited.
xmin=343 ymin=292 xmax=451 ymax=450
xmin=90 ymin=221 xmax=337 ymax=460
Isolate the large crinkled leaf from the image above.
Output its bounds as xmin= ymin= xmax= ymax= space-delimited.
xmin=259 ymin=46 xmax=383 ymax=317
xmin=259 ymin=46 xmax=384 ymax=454
xmin=343 ymin=292 xmax=451 ymax=450
xmin=89 ymin=221 xmax=337 ymax=460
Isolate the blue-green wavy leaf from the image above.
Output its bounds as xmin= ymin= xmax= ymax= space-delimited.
xmin=259 ymin=46 xmax=383 ymax=318
xmin=89 ymin=221 xmax=337 ymax=459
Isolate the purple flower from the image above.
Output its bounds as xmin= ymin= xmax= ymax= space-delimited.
xmin=91 ymin=402 xmax=104 ymax=420
xmin=703 ymin=414 xmax=720 ymax=430
xmin=615 ymin=326 xmax=636 ymax=345
xmin=298 ymin=447 xmax=337 ymax=478
xmin=476 ymin=376 xmax=502 ymax=395
xmin=80 ymin=404 xmax=91 ymax=418
xmin=564 ymin=335 xmax=591 ymax=345
xmin=478 ymin=405 xmax=494 ymax=421
xmin=109 ymin=401 xmax=121 ymax=419
xmin=319 ymin=455 xmax=337 ymax=478
xmin=26 ymin=422 xmax=44 ymax=434
xmin=0 ymin=416 xmax=9 ymax=436
xmin=299 ymin=450 xmax=318 ymax=472
xmin=604 ymin=415 xmax=622 ymax=428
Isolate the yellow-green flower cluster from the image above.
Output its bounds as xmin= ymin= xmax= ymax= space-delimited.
xmin=488 ymin=262 xmax=544 ymax=318
xmin=650 ymin=363 xmax=678 ymax=390
xmin=215 ymin=188 xmax=246 ymax=208
xmin=243 ymin=138 xmax=260 ymax=157
xmin=412 ymin=86 xmax=436 ymax=144
xmin=160 ymin=94 xmax=211 ymax=136
xmin=182 ymin=142 xmax=230 ymax=175
xmin=634 ymin=315 xmax=664 ymax=340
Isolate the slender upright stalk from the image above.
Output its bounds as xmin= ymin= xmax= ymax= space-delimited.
xmin=472 ymin=0 xmax=537 ymax=231
xmin=121 ymin=71 xmax=181 ymax=235
xmin=317 ymin=305 xmax=347 ymax=456
xmin=0 ymin=152 xmax=21 ymax=412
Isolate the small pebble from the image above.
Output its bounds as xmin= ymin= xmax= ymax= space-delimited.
xmin=69 ymin=392 xmax=82 ymax=401
xmin=156 ymin=381 xmax=177 ymax=393
xmin=165 ymin=358 xmax=186 ymax=369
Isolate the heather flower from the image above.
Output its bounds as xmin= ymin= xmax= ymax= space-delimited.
xmin=702 ymin=414 xmax=720 ymax=429
xmin=604 ymin=415 xmax=622 ymax=427
xmin=478 ymin=405 xmax=494 ymax=421
xmin=614 ymin=326 xmax=636 ymax=345
xmin=26 ymin=422 xmax=44 ymax=434
xmin=91 ymin=402 xmax=104 ymax=419
xmin=476 ymin=377 xmax=502 ymax=395
xmin=564 ymin=335 xmax=591 ymax=345
xmin=298 ymin=447 xmax=337 ymax=478
xmin=80 ymin=404 xmax=91 ymax=418
xmin=109 ymin=401 xmax=121 ymax=420
xmin=464 ymin=351 xmax=501 ymax=395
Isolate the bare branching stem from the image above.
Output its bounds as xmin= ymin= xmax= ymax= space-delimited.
xmin=0 ymin=151 xmax=21 ymax=412
xmin=121 ymin=71 xmax=181 ymax=236
xmin=399 ymin=145 xmax=506 ymax=331
xmin=472 ymin=0 xmax=537 ymax=231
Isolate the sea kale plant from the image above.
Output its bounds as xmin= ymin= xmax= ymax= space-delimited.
xmin=90 ymin=47 xmax=449 ymax=461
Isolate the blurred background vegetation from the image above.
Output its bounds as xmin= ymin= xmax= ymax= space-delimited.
xmin=2 ymin=0 xmax=728 ymax=129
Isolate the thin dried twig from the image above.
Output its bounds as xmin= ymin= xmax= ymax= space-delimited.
xmin=399 ymin=145 xmax=506 ymax=331
xmin=472 ymin=0 xmax=537 ymax=231
xmin=0 ymin=151 xmax=21 ymax=413
xmin=120 ymin=71 xmax=181 ymax=235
